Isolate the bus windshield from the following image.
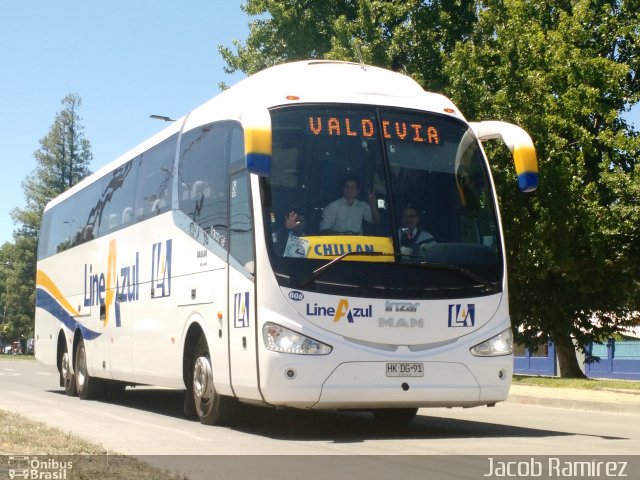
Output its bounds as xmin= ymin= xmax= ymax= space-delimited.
xmin=263 ymin=105 xmax=503 ymax=299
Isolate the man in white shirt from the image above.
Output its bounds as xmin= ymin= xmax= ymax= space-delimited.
xmin=319 ymin=177 xmax=380 ymax=235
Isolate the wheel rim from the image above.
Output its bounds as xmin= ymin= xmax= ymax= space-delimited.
xmin=61 ymin=352 xmax=71 ymax=382
xmin=193 ymin=355 xmax=214 ymax=416
xmin=76 ymin=346 xmax=87 ymax=391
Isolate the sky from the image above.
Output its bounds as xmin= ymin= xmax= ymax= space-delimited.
xmin=0 ymin=1 xmax=249 ymax=244
xmin=0 ymin=2 xmax=639 ymax=246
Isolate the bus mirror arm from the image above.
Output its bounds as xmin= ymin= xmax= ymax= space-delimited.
xmin=470 ymin=121 xmax=538 ymax=193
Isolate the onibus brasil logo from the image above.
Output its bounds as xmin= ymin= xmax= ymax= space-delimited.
xmin=7 ymin=456 xmax=73 ymax=480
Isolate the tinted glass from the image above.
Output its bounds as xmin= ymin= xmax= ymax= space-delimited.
xmin=95 ymin=160 xmax=138 ymax=236
xmin=37 ymin=134 xmax=178 ymax=260
xmin=134 ymin=134 xmax=177 ymax=222
xmin=229 ymin=171 xmax=254 ymax=271
xmin=263 ymin=105 xmax=503 ymax=298
xmin=178 ymin=122 xmax=233 ymax=249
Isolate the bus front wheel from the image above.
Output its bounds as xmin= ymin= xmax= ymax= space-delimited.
xmin=191 ymin=335 xmax=238 ymax=425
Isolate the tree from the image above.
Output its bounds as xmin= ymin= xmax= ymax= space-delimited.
xmin=218 ymin=0 xmax=477 ymax=90
xmin=12 ymin=93 xmax=92 ymax=238
xmin=0 ymin=239 xmax=37 ymax=346
xmin=221 ymin=0 xmax=640 ymax=376
xmin=444 ymin=0 xmax=640 ymax=376
xmin=3 ymin=93 xmax=92 ymax=342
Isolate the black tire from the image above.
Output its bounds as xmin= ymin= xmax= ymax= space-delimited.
xmin=371 ymin=408 xmax=418 ymax=424
xmin=191 ymin=335 xmax=239 ymax=425
xmin=61 ymin=349 xmax=77 ymax=397
xmin=75 ymin=338 xmax=103 ymax=400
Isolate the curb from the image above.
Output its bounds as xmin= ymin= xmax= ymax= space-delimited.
xmin=506 ymin=394 xmax=640 ymax=415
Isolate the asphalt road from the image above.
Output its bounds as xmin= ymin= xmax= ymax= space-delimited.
xmin=1 ymin=359 xmax=638 ymax=479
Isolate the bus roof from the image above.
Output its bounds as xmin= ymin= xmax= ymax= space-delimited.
xmin=45 ymin=60 xmax=464 ymax=211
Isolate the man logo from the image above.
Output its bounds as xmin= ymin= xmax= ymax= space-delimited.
xmin=448 ymin=304 xmax=475 ymax=327
xmin=379 ymin=318 xmax=424 ymax=328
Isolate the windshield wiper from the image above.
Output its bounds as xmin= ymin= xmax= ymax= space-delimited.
xmin=402 ymin=257 xmax=500 ymax=294
xmin=295 ymin=251 xmax=391 ymax=288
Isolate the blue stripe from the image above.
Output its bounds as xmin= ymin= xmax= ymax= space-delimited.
xmin=36 ymin=288 xmax=102 ymax=340
xmin=246 ymin=153 xmax=271 ymax=176
xmin=518 ymin=172 xmax=539 ymax=192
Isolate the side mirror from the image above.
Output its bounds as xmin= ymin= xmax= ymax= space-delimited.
xmin=241 ymin=109 xmax=272 ymax=177
xmin=470 ymin=121 xmax=538 ymax=192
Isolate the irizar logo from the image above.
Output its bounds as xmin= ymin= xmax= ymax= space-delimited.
xmin=306 ymin=299 xmax=373 ymax=324
xmin=385 ymin=301 xmax=419 ymax=312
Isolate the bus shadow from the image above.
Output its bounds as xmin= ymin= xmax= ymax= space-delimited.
xmin=230 ymin=407 xmax=586 ymax=442
xmin=57 ymin=387 xmax=627 ymax=443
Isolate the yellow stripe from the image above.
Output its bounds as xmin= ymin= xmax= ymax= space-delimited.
xmin=244 ymin=127 xmax=272 ymax=156
xmin=36 ymin=270 xmax=81 ymax=317
xmin=513 ymin=144 xmax=538 ymax=175
xmin=305 ymin=236 xmax=394 ymax=262
xmin=104 ymin=239 xmax=117 ymax=326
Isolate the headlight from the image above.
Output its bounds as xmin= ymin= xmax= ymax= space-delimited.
xmin=470 ymin=328 xmax=513 ymax=356
xmin=263 ymin=322 xmax=332 ymax=355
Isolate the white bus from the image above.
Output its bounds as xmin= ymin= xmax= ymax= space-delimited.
xmin=35 ymin=60 xmax=538 ymax=425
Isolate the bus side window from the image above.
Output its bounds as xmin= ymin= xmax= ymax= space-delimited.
xmin=73 ymin=177 xmax=105 ymax=246
xmin=95 ymin=159 xmax=137 ymax=236
xmin=134 ymin=134 xmax=176 ymax=222
xmin=178 ymin=122 xmax=230 ymax=249
xmin=229 ymin=171 xmax=254 ymax=274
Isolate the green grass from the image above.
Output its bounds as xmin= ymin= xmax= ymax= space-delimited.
xmin=0 ymin=354 xmax=35 ymax=361
xmin=513 ymin=375 xmax=640 ymax=391
xmin=0 ymin=410 xmax=185 ymax=479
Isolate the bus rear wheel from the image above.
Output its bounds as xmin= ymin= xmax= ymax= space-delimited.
xmin=75 ymin=338 xmax=103 ymax=400
xmin=191 ymin=335 xmax=238 ymax=425
xmin=371 ymin=408 xmax=418 ymax=424
xmin=61 ymin=350 xmax=77 ymax=397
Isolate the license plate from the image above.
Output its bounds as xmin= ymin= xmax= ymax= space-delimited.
xmin=386 ymin=362 xmax=424 ymax=377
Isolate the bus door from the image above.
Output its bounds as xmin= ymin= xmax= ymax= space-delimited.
xmin=227 ymin=171 xmax=260 ymax=400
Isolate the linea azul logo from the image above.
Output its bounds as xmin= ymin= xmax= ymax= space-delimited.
xmin=448 ymin=304 xmax=475 ymax=327
xmin=83 ymin=239 xmax=139 ymax=328
xmin=152 ymin=239 xmax=172 ymax=299
xmin=306 ymin=299 xmax=373 ymax=324
xmin=234 ymin=292 xmax=250 ymax=328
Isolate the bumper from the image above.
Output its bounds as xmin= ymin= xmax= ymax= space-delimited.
xmin=258 ymin=358 xmax=511 ymax=409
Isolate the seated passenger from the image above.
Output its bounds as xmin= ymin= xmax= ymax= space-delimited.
xmin=274 ymin=209 xmax=306 ymax=256
xmin=319 ymin=176 xmax=380 ymax=235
